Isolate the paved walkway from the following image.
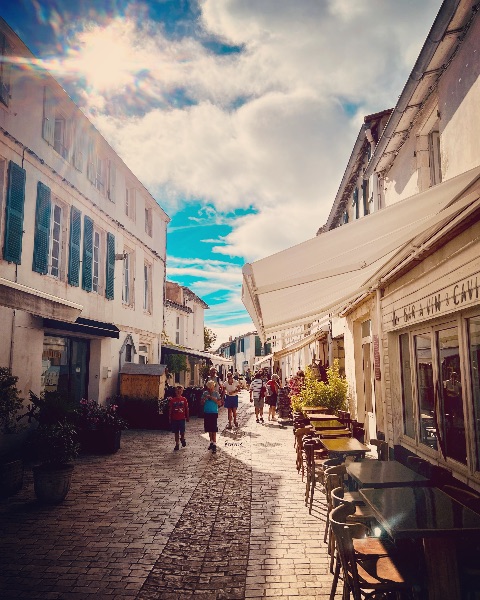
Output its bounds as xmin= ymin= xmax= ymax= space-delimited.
xmin=0 ymin=391 xmax=339 ymax=599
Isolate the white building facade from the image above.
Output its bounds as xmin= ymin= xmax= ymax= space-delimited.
xmin=0 ymin=19 xmax=169 ymax=407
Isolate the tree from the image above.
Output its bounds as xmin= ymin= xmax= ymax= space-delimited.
xmin=204 ymin=327 xmax=217 ymax=351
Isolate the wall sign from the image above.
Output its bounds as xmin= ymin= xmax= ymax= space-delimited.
xmin=389 ymin=272 xmax=480 ymax=330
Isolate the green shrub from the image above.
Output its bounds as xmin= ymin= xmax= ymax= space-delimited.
xmin=291 ymin=360 xmax=348 ymax=414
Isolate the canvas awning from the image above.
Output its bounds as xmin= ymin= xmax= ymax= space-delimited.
xmin=243 ymin=166 xmax=480 ymax=340
xmin=273 ymin=323 xmax=329 ymax=360
xmin=162 ymin=344 xmax=233 ymax=365
xmin=253 ymin=353 xmax=274 ymax=369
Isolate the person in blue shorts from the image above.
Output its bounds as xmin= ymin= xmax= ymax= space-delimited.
xmin=201 ymin=380 xmax=222 ymax=453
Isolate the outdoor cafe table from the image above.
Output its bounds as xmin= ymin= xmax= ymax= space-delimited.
xmin=316 ymin=428 xmax=352 ymax=438
xmin=360 ymin=485 xmax=480 ymax=600
xmin=310 ymin=419 xmax=344 ymax=430
xmin=319 ymin=437 xmax=370 ymax=460
xmin=347 ymin=460 xmax=429 ymax=489
xmin=305 ymin=412 xmax=338 ymax=421
xmin=302 ymin=406 xmax=328 ymax=414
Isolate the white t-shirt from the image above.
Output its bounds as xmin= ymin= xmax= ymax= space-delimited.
xmin=225 ymin=380 xmax=240 ymax=396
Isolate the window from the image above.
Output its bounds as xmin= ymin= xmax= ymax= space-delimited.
xmin=176 ymin=315 xmax=180 ymax=344
xmin=429 ymin=130 xmax=442 ymax=186
xmin=145 ymin=206 xmax=152 ymax=237
xmin=125 ymin=187 xmax=136 ymax=220
xmin=352 ymin=187 xmax=359 ymax=220
xmin=362 ymin=180 xmax=369 ymax=216
xmin=415 ymin=333 xmax=436 ymax=450
xmin=92 ymin=228 xmax=101 ymax=293
xmin=107 ymin=159 xmax=115 ymax=202
xmin=125 ymin=343 xmax=133 ymax=362
xmin=54 ymin=115 xmax=69 ymax=159
xmin=343 ymin=210 xmax=349 ymax=224
xmin=138 ymin=344 xmax=150 ymax=365
xmin=400 ymin=333 xmax=415 ymax=438
xmin=122 ymin=250 xmax=133 ymax=305
xmin=0 ymin=32 xmax=12 ymax=107
xmin=143 ymin=262 xmax=152 ymax=312
xmin=95 ymin=156 xmax=105 ymax=194
xmin=86 ymin=137 xmax=96 ymax=184
xmin=468 ymin=317 xmax=480 ymax=470
xmin=49 ymin=202 xmax=63 ymax=278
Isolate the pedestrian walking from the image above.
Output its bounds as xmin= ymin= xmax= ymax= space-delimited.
xmin=249 ymin=371 xmax=265 ymax=423
xmin=224 ymin=371 xmax=241 ymax=429
xmin=265 ymin=373 xmax=281 ymax=421
xmin=168 ymin=385 xmax=189 ymax=451
xmin=201 ymin=380 xmax=223 ymax=453
xmin=207 ymin=366 xmax=225 ymax=399
xmin=245 ymin=368 xmax=252 ymax=386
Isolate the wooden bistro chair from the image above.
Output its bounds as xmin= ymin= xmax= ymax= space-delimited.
xmin=369 ymin=438 xmax=389 ymax=461
xmin=294 ymin=426 xmax=315 ymax=476
xmin=329 ymin=503 xmax=422 ymax=600
xmin=303 ymin=439 xmax=329 ymax=508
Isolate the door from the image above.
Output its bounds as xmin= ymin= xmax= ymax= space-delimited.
xmin=360 ymin=320 xmax=376 ymax=440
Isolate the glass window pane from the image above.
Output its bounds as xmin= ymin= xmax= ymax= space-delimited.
xmin=438 ymin=327 xmax=466 ymax=464
xmin=400 ymin=333 xmax=415 ymax=438
xmin=415 ymin=334 xmax=437 ymax=450
xmin=469 ymin=317 xmax=480 ymax=470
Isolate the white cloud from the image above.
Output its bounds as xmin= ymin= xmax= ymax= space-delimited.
xmin=49 ymin=1 xmax=443 ymax=341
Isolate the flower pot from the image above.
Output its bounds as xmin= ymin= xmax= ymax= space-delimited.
xmin=0 ymin=459 xmax=24 ymax=498
xmin=33 ymin=463 xmax=74 ymax=504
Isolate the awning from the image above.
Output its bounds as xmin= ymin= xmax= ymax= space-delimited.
xmin=274 ymin=324 xmax=329 ymax=360
xmin=162 ymin=344 xmax=233 ymax=365
xmin=0 ymin=277 xmax=82 ymax=322
xmin=243 ymin=166 xmax=480 ymax=340
xmin=44 ymin=317 xmax=120 ymax=338
xmin=253 ymin=353 xmax=274 ymax=369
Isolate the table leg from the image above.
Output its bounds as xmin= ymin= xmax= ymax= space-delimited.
xmin=423 ymin=537 xmax=461 ymax=600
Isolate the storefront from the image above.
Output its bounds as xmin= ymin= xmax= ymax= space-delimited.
xmin=382 ymin=219 xmax=480 ymax=489
xmin=42 ymin=336 xmax=89 ymax=404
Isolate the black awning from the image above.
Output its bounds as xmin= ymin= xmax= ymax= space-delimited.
xmin=43 ymin=317 xmax=120 ymax=338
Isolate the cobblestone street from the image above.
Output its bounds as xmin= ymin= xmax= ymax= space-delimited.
xmin=1 ymin=391 xmax=338 ymax=599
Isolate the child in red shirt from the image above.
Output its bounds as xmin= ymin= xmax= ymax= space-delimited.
xmin=168 ymin=385 xmax=189 ymax=451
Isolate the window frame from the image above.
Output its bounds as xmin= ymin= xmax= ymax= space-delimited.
xmin=143 ymin=261 xmax=152 ymax=313
xmin=145 ymin=205 xmax=152 ymax=237
xmin=122 ymin=248 xmax=134 ymax=307
xmin=48 ymin=198 xmax=67 ymax=280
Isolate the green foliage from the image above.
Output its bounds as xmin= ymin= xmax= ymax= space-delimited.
xmin=0 ymin=367 xmax=24 ymax=434
xmin=165 ymin=353 xmax=188 ymax=376
xmin=204 ymin=327 xmax=217 ymax=351
xmin=291 ymin=360 xmax=348 ymax=414
xmin=199 ymin=363 xmax=211 ymax=383
xmin=29 ymin=420 xmax=79 ymax=465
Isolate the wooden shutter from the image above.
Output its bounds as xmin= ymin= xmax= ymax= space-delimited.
xmin=68 ymin=206 xmax=82 ymax=286
xmin=42 ymin=86 xmax=55 ymax=145
xmin=82 ymin=216 xmax=94 ymax=291
xmin=3 ymin=161 xmax=26 ymax=264
xmin=105 ymin=232 xmax=115 ymax=300
xmin=32 ymin=182 xmax=52 ymax=274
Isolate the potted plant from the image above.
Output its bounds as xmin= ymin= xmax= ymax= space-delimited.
xmin=75 ymin=398 xmax=127 ymax=454
xmin=290 ymin=360 xmax=348 ymax=415
xmin=0 ymin=368 xmax=25 ymax=498
xmin=24 ymin=391 xmax=79 ymax=504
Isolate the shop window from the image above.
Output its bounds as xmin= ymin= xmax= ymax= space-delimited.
xmin=414 ymin=333 xmax=437 ymax=451
xmin=468 ymin=317 xmax=480 ymax=471
xmin=399 ymin=333 xmax=415 ymax=438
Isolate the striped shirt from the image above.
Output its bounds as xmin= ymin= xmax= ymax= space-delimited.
xmin=249 ymin=377 xmax=264 ymax=399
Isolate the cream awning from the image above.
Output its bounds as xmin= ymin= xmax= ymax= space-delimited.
xmin=243 ymin=166 xmax=480 ymax=340
xmin=253 ymin=353 xmax=274 ymax=369
xmin=274 ymin=325 xmax=328 ymax=360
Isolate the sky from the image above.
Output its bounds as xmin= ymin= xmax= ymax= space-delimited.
xmin=1 ymin=0 xmax=443 ymax=347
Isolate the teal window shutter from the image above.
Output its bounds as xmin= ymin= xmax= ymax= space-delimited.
xmin=68 ymin=206 xmax=82 ymax=286
xmin=3 ymin=161 xmax=26 ymax=264
xmin=82 ymin=216 xmax=94 ymax=291
xmin=105 ymin=232 xmax=115 ymax=300
xmin=32 ymin=182 xmax=52 ymax=274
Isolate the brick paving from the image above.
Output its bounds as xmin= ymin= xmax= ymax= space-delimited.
xmin=0 ymin=391 xmax=339 ymax=599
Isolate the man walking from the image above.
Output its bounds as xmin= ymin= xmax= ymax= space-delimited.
xmin=249 ymin=371 xmax=265 ymax=424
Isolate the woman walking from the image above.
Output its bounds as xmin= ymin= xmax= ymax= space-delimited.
xmin=265 ymin=374 xmax=281 ymax=421
xmin=224 ymin=371 xmax=241 ymax=429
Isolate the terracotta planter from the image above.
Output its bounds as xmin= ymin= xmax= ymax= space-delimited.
xmin=33 ymin=463 xmax=74 ymax=504
xmin=0 ymin=459 xmax=24 ymax=498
